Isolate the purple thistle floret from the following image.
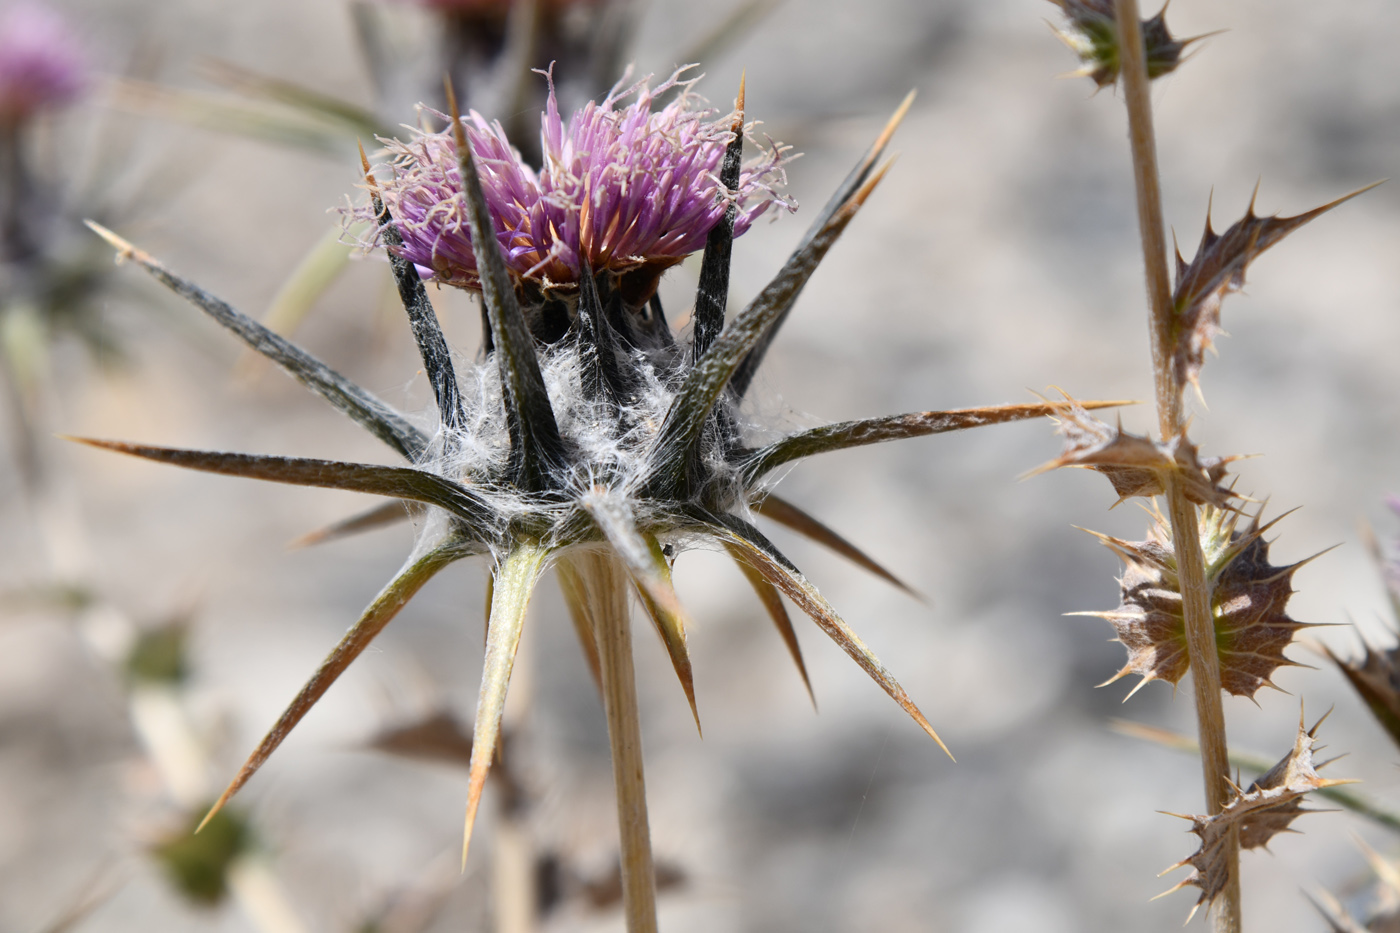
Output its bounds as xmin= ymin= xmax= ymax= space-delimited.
xmin=0 ymin=3 xmax=85 ymax=125
xmin=355 ymin=68 xmax=793 ymax=300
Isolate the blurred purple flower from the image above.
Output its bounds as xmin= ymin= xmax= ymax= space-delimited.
xmin=0 ymin=3 xmax=85 ymax=125
xmin=357 ymin=68 xmax=793 ymax=296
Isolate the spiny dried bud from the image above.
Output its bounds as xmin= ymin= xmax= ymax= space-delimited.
xmin=1046 ymin=0 xmax=1193 ymax=89
xmin=1031 ymin=400 xmax=1237 ymax=508
xmin=1172 ymin=183 xmax=1378 ymax=392
xmin=1082 ymin=505 xmax=1316 ymax=698
xmin=1327 ymin=630 xmax=1400 ymax=751
xmin=1161 ymin=712 xmax=1351 ymax=921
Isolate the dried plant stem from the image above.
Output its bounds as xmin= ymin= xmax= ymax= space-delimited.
xmin=1114 ymin=1 xmax=1240 ymax=929
xmin=560 ymin=550 xmax=659 ymax=932
xmin=492 ymin=817 xmax=536 ymax=933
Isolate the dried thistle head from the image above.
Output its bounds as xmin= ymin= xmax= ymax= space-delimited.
xmin=1081 ymin=504 xmax=1318 ymax=698
xmin=80 ymin=78 xmax=1114 ymax=865
xmin=1046 ymin=0 xmax=1196 ymax=89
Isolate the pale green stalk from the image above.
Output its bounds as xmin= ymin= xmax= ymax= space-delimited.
xmin=558 ymin=551 xmax=658 ymax=932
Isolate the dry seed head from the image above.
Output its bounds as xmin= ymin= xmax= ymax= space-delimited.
xmin=1161 ymin=711 xmax=1351 ymax=920
xmin=1086 ymin=504 xmax=1316 ymax=698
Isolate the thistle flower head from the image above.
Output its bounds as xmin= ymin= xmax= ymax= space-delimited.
xmin=81 ymin=83 xmax=1111 ymax=869
xmin=0 ymin=3 xmax=85 ymax=125
xmin=354 ymin=68 xmax=793 ymax=313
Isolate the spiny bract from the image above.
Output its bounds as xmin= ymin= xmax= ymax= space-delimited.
xmin=80 ymin=74 xmax=1107 ymax=862
xmin=1161 ymin=712 xmax=1350 ymax=922
xmin=1082 ymin=504 xmax=1317 ymax=699
xmin=1046 ymin=0 xmax=1198 ymax=89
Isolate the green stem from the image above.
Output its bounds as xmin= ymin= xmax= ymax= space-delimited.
xmin=1114 ymin=2 xmax=1240 ymax=929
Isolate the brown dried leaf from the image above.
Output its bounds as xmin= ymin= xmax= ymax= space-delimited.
xmin=1031 ymin=400 xmax=1237 ymax=508
xmin=1082 ymin=506 xmax=1316 ymax=699
xmin=1172 ymin=184 xmax=1380 ymax=390
xmin=369 ymin=710 xmax=474 ymax=768
xmin=1163 ymin=713 xmax=1351 ymax=919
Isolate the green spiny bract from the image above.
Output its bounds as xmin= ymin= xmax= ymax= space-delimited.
xmin=1046 ymin=0 xmax=1194 ymax=89
xmin=1083 ymin=505 xmax=1316 ymax=699
xmin=80 ymin=79 xmax=1113 ymax=863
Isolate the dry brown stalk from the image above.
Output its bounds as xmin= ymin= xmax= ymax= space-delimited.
xmin=1113 ymin=1 xmax=1240 ymax=929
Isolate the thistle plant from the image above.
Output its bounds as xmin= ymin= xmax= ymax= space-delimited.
xmin=79 ymin=69 xmax=1113 ymax=930
xmin=1041 ymin=1 xmax=1373 ymax=928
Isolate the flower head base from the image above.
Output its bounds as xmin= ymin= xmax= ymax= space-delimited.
xmin=354 ymin=68 xmax=792 ymax=327
xmin=0 ymin=3 xmax=85 ymax=125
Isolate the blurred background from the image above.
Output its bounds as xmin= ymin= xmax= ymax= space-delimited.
xmin=3 ymin=0 xmax=1400 ymax=929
